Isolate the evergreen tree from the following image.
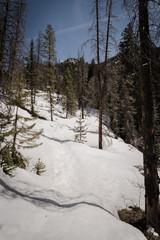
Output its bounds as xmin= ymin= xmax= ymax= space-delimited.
xmin=118 ymin=23 xmax=140 ymax=144
xmin=26 ymin=38 xmax=37 ymax=114
xmin=63 ymin=67 xmax=77 ymax=118
xmin=74 ymin=113 xmax=87 ymax=143
xmin=0 ymin=0 xmax=26 ymax=90
xmin=36 ymin=30 xmax=43 ymax=90
xmin=77 ymin=57 xmax=88 ymax=119
xmin=0 ymin=100 xmax=14 ymax=175
xmin=103 ymin=62 xmax=119 ymax=137
xmin=0 ymin=101 xmax=12 ymax=148
xmin=42 ymin=24 xmax=56 ymax=121
xmin=0 ymin=145 xmax=16 ymax=176
xmin=7 ymin=0 xmax=26 ymax=86
xmin=117 ymin=70 xmax=137 ymax=144
xmin=33 ymin=159 xmax=46 ymax=176
xmin=87 ymin=59 xmax=99 ymax=110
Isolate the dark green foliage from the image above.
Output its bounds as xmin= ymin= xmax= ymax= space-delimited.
xmin=42 ymin=24 xmax=56 ymax=121
xmin=63 ymin=66 xmax=77 ymax=118
xmin=0 ymin=73 xmax=42 ymax=174
xmin=103 ymin=62 xmax=119 ymax=137
xmin=87 ymin=59 xmax=99 ymax=109
xmin=74 ymin=113 xmax=87 ymax=143
xmin=0 ymin=101 xmax=12 ymax=146
xmin=117 ymin=23 xmax=140 ymax=144
xmin=33 ymin=159 xmax=46 ymax=176
xmin=0 ymin=0 xmax=26 ymax=89
xmin=0 ymin=145 xmax=16 ymax=176
xmin=0 ymin=144 xmax=28 ymax=176
xmin=26 ymin=38 xmax=38 ymax=114
xmin=76 ymin=57 xmax=88 ymax=118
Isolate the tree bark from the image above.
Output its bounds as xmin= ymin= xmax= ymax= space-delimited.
xmin=104 ymin=0 xmax=112 ymax=66
xmin=138 ymin=0 xmax=159 ymax=232
xmin=12 ymin=105 xmax=19 ymax=155
xmin=96 ymin=0 xmax=103 ymax=149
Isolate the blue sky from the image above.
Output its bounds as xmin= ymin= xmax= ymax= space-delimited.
xmin=25 ymin=0 xmax=129 ymax=62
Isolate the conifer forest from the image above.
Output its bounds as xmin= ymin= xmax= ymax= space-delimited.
xmin=0 ymin=0 xmax=160 ymax=239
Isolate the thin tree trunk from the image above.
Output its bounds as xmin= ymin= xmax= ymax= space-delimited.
xmin=96 ymin=0 xmax=103 ymax=149
xmin=12 ymin=105 xmax=19 ymax=155
xmin=81 ymin=65 xmax=84 ymax=119
xmin=138 ymin=0 xmax=159 ymax=232
xmin=49 ymin=90 xmax=53 ymax=121
xmin=104 ymin=0 xmax=112 ymax=66
xmin=81 ymin=101 xmax=84 ymax=119
xmin=48 ymin=34 xmax=53 ymax=121
xmin=31 ymin=87 xmax=34 ymax=114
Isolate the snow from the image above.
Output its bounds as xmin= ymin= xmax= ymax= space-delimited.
xmin=0 ymin=92 xmax=147 ymax=240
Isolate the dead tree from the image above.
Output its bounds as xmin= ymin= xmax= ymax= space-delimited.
xmin=138 ymin=0 xmax=159 ymax=232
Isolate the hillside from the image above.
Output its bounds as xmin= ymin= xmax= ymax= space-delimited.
xmin=0 ymin=92 xmax=147 ymax=240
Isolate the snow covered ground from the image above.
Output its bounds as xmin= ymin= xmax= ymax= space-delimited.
xmin=0 ymin=92 xmax=147 ymax=239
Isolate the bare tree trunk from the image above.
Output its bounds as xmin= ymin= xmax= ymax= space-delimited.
xmin=12 ymin=105 xmax=19 ymax=154
xmin=138 ymin=0 xmax=159 ymax=232
xmin=81 ymin=62 xmax=85 ymax=119
xmin=49 ymin=89 xmax=53 ymax=121
xmin=96 ymin=0 xmax=103 ymax=149
xmin=102 ymin=0 xmax=112 ymax=138
xmin=105 ymin=0 xmax=112 ymax=66
xmin=81 ymin=101 xmax=84 ymax=119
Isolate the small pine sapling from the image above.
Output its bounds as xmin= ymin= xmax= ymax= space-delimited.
xmin=33 ymin=159 xmax=46 ymax=176
xmin=74 ymin=113 xmax=88 ymax=143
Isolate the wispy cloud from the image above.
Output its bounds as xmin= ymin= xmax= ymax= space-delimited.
xmin=56 ymin=21 xmax=91 ymax=35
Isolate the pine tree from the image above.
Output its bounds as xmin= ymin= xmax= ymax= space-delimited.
xmin=0 ymin=145 xmax=16 ymax=176
xmin=118 ymin=23 xmax=139 ymax=144
xmin=63 ymin=67 xmax=77 ymax=118
xmin=42 ymin=24 xmax=56 ymax=121
xmin=7 ymin=0 xmax=26 ymax=87
xmin=87 ymin=59 xmax=99 ymax=110
xmin=104 ymin=62 xmax=119 ymax=137
xmin=0 ymin=0 xmax=26 ymax=90
xmin=119 ymin=22 xmax=141 ymax=132
xmin=36 ymin=30 xmax=43 ymax=90
xmin=0 ymin=100 xmax=15 ymax=175
xmin=117 ymin=72 xmax=137 ymax=144
xmin=0 ymin=101 xmax=12 ymax=147
xmin=77 ymin=57 xmax=88 ymax=119
xmin=74 ymin=113 xmax=87 ymax=143
xmin=26 ymin=38 xmax=37 ymax=114
xmin=3 ymin=72 xmax=42 ymax=170
xmin=33 ymin=159 xmax=46 ymax=176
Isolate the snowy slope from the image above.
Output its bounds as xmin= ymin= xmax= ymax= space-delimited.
xmin=0 ymin=92 xmax=147 ymax=240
